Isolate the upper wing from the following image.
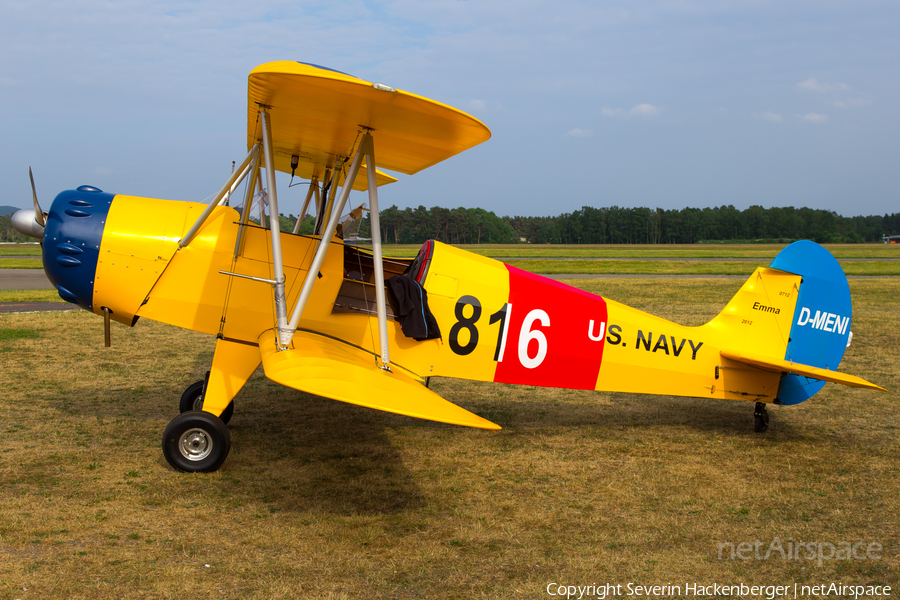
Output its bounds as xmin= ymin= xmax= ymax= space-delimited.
xmin=247 ymin=61 xmax=491 ymax=178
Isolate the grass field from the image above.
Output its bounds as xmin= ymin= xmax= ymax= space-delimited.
xmin=3 ymin=242 xmax=900 ymax=259
xmin=7 ymin=257 xmax=896 ymax=275
xmin=0 ymin=259 xmax=45 ymax=269
xmin=0 ymin=278 xmax=896 ymax=599
xmin=0 ymin=244 xmax=41 ymax=256
xmin=0 ymin=290 xmax=62 ymax=303
xmin=373 ymin=243 xmax=900 ymax=260
xmin=3 ymin=242 xmax=899 ymax=276
xmin=503 ymin=260 xmax=900 ymax=276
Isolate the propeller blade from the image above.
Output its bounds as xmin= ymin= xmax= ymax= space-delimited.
xmin=28 ymin=166 xmax=46 ymax=227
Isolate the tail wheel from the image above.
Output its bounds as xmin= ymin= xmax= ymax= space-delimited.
xmin=180 ymin=379 xmax=234 ymax=424
xmin=162 ymin=411 xmax=231 ymax=473
xmin=754 ymin=402 xmax=770 ymax=433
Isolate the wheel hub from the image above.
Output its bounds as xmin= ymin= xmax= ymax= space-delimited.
xmin=179 ymin=428 xmax=213 ymax=461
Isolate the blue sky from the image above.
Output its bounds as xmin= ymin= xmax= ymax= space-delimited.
xmin=2 ymin=0 xmax=898 ymax=218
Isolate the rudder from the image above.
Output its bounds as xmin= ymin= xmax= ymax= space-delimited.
xmin=769 ymin=241 xmax=852 ymax=405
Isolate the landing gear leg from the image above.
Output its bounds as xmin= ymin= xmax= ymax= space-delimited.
xmin=180 ymin=372 xmax=234 ymax=424
xmin=164 ymin=338 xmax=259 ymax=472
xmin=754 ymin=402 xmax=770 ymax=433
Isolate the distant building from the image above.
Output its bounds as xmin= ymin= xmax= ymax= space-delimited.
xmin=884 ymin=235 xmax=900 ymax=244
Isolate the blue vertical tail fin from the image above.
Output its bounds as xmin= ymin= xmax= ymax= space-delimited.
xmin=769 ymin=241 xmax=853 ymax=405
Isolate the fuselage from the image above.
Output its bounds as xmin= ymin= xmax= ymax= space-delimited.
xmin=43 ymin=188 xmax=806 ymax=406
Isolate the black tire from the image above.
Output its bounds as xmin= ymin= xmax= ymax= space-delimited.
xmin=753 ymin=402 xmax=770 ymax=433
xmin=180 ymin=380 xmax=234 ymax=424
xmin=754 ymin=415 xmax=768 ymax=433
xmin=162 ymin=411 xmax=231 ymax=473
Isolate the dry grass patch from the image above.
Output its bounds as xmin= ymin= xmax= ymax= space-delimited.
xmin=0 ymin=279 xmax=897 ymax=598
xmin=0 ymin=244 xmax=42 ymax=256
xmin=0 ymin=290 xmax=64 ymax=303
xmin=0 ymin=259 xmax=43 ymax=269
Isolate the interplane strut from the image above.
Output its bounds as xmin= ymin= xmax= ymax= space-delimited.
xmin=282 ymin=130 xmax=391 ymax=370
xmin=259 ymin=107 xmax=290 ymax=346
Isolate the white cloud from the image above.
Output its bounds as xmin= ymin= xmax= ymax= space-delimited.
xmin=796 ymin=78 xmax=823 ymax=91
xmin=834 ymin=98 xmax=871 ymax=108
xmin=468 ymin=99 xmax=486 ymax=112
xmin=796 ymin=78 xmax=850 ymax=92
xmin=600 ymin=105 xmax=660 ymax=119
xmin=797 ymin=78 xmax=868 ymax=112
xmin=798 ymin=113 xmax=829 ymax=123
xmin=565 ymin=128 xmax=593 ymax=138
xmin=753 ymin=111 xmax=783 ymax=123
xmin=629 ymin=103 xmax=660 ymax=118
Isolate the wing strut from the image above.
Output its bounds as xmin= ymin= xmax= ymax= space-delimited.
xmin=292 ymin=177 xmax=318 ymax=234
xmin=282 ymin=130 xmax=391 ymax=370
xmin=259 ymin=106 xmax=290 ymax=346
xmin=220 ymin=159 xmax=253 ymax=206
xmin=232 ymin=155 xmax=260 ymax=258
xmin=312 ymin=176 xmax=323 ymax=223
xmin=282 ymin=133 xmax=367 ymax=347
xmin=180 ymin=142 xmax=259 ymax=249
xmin=314 ymin=167 xmax=339 ymax=235
xmin=364 ymin=132 xmax=391 ymax=370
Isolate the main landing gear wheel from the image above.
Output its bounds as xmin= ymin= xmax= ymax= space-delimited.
xmin=162 ymin=411 xmax=231 ymax=472
xmin=754 ymin=402 xmax=770 ymax=433
xmin=180 ymin=379 xmax=234 ymax=425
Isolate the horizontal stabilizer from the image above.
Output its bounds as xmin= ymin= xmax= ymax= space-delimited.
xmin=720 ymin=350 xmax=886 ymax=392
xmin=259 ymin=330 xmax=501 ymax=430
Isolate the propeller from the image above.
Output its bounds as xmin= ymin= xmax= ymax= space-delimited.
xmin=10 ymin=166 xmax=47 ymax=240
xmin=29 ymin=166 xmax=46 ymax=227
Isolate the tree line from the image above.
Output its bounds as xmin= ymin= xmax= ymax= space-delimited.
xmin=350 ymin=204 xmax=899 ymax=245
xmin=3 ymin=204 xmax=898 ymax=245
xmin=503 ymin=205 xmax=900 ymax=244
xmin=0 ymin=213 xmax=33 ymax=243
xmin=274 ymin=206 xmax=520 ymax=244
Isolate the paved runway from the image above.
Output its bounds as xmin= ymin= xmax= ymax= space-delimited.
xmin=0 ymin=301 xmax=75 ymax=314
xmin=0 ymin=269 xmax=54 ymax=291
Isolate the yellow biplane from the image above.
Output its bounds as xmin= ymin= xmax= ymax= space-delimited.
xmin=13 ymin=61 xmax=884 ymax=472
